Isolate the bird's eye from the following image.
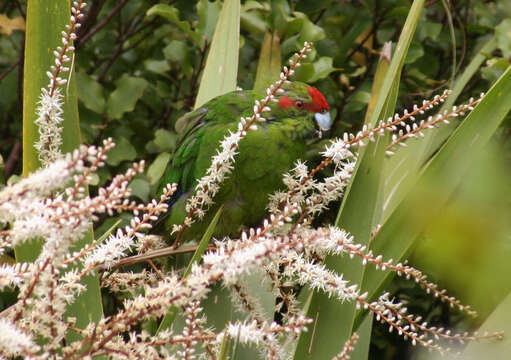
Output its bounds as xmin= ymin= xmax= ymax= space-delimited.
xmin=295 ymin=100 xmax=304 ymax=109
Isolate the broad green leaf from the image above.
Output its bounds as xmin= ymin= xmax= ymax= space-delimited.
xmin=418 ymin=22 xmax=442 ymax=40
xmin=404 ymin=42 xmax=424 ymax=64
xmin=106 ymin=137 xmax=137 ymax=166
xmin=350 ymin=313 xmax=373 ymax=360
xmin=129 ymin=178 xmax=150 ymax=202
xmin=240 ymin=11 xmax=267 ymax=35
xmin=253 ymin=31 xmax=281 ymax=93
xmin=197 ymin=0 xmax=222 ymax=42
xmin=360 ymin=66 xmax=511 ymax=323
xmin=154 ymin=129 xmax=177 ymax=152
xmin=194 ymin=0 xmax=240 ymax=109
xmin=298 ymin=16 xmax=326 ymax=44
xmin=460 ymin=292 xmax=511 ymax=360
xmin=295 ymin=0 xmax=425 ymax=357
xmin=495 ymin=19 xmax=511 ymax=58
xmin=157 ymin=206 xmax=223 ymax=333
xmin=107 ymin=75 xmax=148 ymax=120
xmin=146 ymin=4 xmax=202 ymax=46
xmin=144 ymin=59 xmax=170 ymax=74
xmin=294 ymin=57 xmax=339 ymax=83
xmin=147 ymin=152 xmax=171 ymax=185
xmin=293 ymin=63 xmax=315 ymax=83
xmin=308 ymin=57 xmax=338 ymax=82
xmin=163 ymin=40 xmax=189 ymax=63
xmin=76 ymin=71 xmax=105 ymax=114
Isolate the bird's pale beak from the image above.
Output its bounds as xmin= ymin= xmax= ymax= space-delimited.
xmin=314 ymin=111 xmax=332 ymax=131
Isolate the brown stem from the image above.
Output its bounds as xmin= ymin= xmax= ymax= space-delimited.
xmin=4 ymin=139 xmax=22 ymax=179
xmin=0 ymin=58 xmax=21 ymax=82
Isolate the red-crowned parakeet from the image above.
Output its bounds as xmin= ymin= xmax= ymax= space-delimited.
xmin=159 ymin=81 xmax=331 ymax=241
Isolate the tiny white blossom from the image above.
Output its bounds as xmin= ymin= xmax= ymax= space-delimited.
xmin=0 ymin=318 xmax=37 ymax=356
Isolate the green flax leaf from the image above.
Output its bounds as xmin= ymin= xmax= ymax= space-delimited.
xmin=194 ymin=0 xmax=240 ymax=109
xmin=157 ymin=206 xmax=223 ymax=333
xmin=381 ymin=38 xmax=497 ymax=221
xmin=19 ymin=0 xmax=103 ymax=343
xmin=461 ymin=292 xmax=511 ymax=359
xmin=253 ymin=31 xmax=281 ymax=93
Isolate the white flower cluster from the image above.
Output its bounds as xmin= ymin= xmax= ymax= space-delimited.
xmin=0 ymin=318 xmax=38 ymax=357
xmin=34 ymin=88 xmax=65 ymax=166
xmin=268 ymin=140 xmax=356 ymax=218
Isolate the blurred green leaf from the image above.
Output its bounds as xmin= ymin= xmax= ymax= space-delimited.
xmin=418 ymin=22 xmax=442 ymax=40
xmin=496 ymin=19 xmax=511 ymax=58
xmin=309 ymin=57 xmax=338 ymax=82
xmin=381 ymin=38 xmax=497 ymax=223
xmin=294 ymin=57 xmax=339 ymax=83
xmin=147 ymin=152 xmax=171 ymax=185
xmin=461 ymin=292 xmax=511 ymax=359
xmin=154 ymin=129 xmax=177 ymax=152
xmin=129 ymin=178 xmax=150 ymax=202
xmin=163 ymin=40 xmax=189 ymax=63
xmin=107 ymin=75 xmax=148 ymax=120
xmin=106 ymin=137 xmax=137 ymax=166
xmin=144 ymin=59 xmax=170 ymax=74
xmin=76 ymin=71 xmax=105 ymax=114
xmin=240 ymin=10 xmax=267 ymax=35
xmin=197 ymin=0 xmax=222 ymax=42
xmin=404 ymin=42 xmax=424 ymax=64
xmin=146 ymin=4 xmax=202 ymax=46
xmin=298 ymin=16 xmax=325 ymax=43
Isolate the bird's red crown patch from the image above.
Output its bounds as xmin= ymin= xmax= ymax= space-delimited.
xmin=305 ymin=87 xmax=329 ymax=113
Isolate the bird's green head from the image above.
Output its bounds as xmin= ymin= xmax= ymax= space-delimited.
xmin=269 ymin=81 xmax=332 ymax=131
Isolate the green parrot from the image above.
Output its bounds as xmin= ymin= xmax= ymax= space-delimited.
xmin=158 ymin=81 xmax=332 ymax=241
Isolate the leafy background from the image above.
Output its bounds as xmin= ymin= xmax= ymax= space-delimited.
xmin=1 ymin=0 xmax=511 ymax=358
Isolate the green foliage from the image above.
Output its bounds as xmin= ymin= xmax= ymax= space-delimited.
xmin=107 ymin=75 xmax=149 ymax=120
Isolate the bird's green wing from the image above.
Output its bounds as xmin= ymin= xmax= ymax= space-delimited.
xmin=158 ymin=90 xmax=258 ymax=195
